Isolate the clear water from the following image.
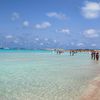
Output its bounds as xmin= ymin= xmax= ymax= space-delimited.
xmin=0 ymin=50 xmax=100 ymax=100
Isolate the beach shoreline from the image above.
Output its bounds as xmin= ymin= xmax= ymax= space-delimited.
xmin=80 ymin=75 xmax=100 ymax=100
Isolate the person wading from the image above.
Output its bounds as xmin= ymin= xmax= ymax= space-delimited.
xmin=96 ymin=52 xmax=99 ymax=61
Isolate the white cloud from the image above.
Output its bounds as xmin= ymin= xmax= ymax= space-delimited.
xmin=13 ymin=40 xmax=19 ymax=43
xmin=91 ymin=44 xmax=96 ymax=47
xmin=77 ymin=43 xmax=84 ymax=46
xmin=81 ymin=1 xmax=100 ymax=19
xmin=35 ymin=22 xmax=51 ymax=29
xmin=56 ymin=28 xmax=70 ymax=34
xmin=83 ymin=29 xmax=99 ymax=38
xmin=71 ymin=42 xmax=74 ymax=45
xmin=11 ymin=12 xmax=20 ymax=21
xmin=53 ymin=40 xmax=57 ymax=43
xmin=44 ymin=38 xmax=48 ymax=41
xmin=5 ymin=35 xmax=13 ymax=39
xmin=35 ymin=38 xmax=39 ymax=41
xmin=46 ymin=12 xmax=67 ymax=20
xmin=40 ymin=43 xmax=44 ymax=45
xmin=23 ymin=21 xmax=29 ymax=27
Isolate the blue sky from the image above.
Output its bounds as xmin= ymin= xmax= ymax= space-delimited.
xmin=0 ymin=0 xmax=100 ymax=49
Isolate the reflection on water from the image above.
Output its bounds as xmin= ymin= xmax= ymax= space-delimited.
xmin=0 ymin=51 xmax=100 ymax=100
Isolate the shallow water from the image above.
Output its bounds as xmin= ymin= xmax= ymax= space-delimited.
xmin=0 ymin=50 xmax=100 ymax=100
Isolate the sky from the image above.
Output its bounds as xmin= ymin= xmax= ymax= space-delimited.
xmin=0 ymin=0 xmax=100 ymax=49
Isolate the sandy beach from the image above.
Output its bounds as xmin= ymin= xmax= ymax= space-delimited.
xmin=80 ymin=75 xmax=100 ymax=100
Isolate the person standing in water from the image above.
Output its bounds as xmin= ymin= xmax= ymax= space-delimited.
xmin=91 ymin=51 xmax=94 ymax=59
xmin=93 ymin=51 xmax=96 ymax=60
xmin=96 ymin=52 xmax=99 ymax=61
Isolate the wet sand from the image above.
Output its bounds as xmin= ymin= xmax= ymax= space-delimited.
xmin=80 ymin=75 xmax=100 ymax=100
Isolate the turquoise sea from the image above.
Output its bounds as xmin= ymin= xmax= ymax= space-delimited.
xmin=0 ymin=49 xmax=100 ymax=100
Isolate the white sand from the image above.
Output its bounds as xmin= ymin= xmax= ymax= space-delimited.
xmin=80 ymin=75 xmax=100 ymax=100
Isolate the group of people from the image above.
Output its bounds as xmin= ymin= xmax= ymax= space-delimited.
xmin=91 ymin=51 xmax=99 ymax=61
xmin=70 ymin=50 xmax=77 ymax=56
xmin=55 ymin=49 xmax=64 ymax=54
xmin=55 ymin=49 xmax=99 ymax=61
xmin=56 ymin=50 xmax=64 ymax=54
